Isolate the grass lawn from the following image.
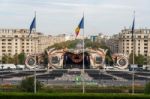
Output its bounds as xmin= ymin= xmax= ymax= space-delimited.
xmin=0 ymin=92 xmax=150 ymax=99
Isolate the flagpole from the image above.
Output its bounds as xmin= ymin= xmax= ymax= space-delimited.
xmin=132 ymin=11 xmax=135 ymax=95
xmin=82 ymin=13 xmax=85 ymax=94
xmin=34 ymin=11 xmax=37 ymax=53
xmin=34 ymin=11 xmax=37 ymax=94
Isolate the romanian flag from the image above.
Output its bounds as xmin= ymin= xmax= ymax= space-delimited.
xmin=75 ymin=17 xmax=84 ymax=36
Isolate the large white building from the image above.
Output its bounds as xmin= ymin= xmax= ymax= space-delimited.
xmin=0 ymin=29 xmax=39 ymax=58
xmin=118 ymin=29 xmax=150 ymax=57
xmin=0 ymin=29 xmax=82 ymax=60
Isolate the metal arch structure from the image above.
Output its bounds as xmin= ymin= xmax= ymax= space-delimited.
xmin=47 ymin=48 xmax=65 ymax=69
xmin=25 ymin=53 xmax=47 ymax=69
xmin=46 ymin=48 xmax=108 ymax=69
xmin=88 ymin=48 xmax=107 ymax=69
xmin=25 ymin=54 xmax=37 ymax=69
xmin=112 ymin=53 xmax=129 ymax=69
xmin=25 ymin=48 xmax=129 ymax=70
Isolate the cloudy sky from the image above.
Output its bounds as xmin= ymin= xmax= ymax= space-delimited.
xmin=0 ymin=0 xmax=150 ymax=36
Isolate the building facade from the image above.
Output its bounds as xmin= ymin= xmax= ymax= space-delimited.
xmin=90 ymin=33 xmax=110 ymax=43
xmin=0 ymin=29 xmax=39 ymax=58
xmin=106 ymin=34 xmax=119 ymax=54
xmin=37 ymin=35 xmax=65 ymax=53
xmin=38 ymin=34 xmax=85 ymax=53
xmin=118 ymin=29 xmax=150 ymax=57
xmin=0 ymin=29 xmax=85 ymax=60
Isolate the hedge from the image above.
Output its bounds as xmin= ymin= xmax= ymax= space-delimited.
xmin=0 ymin=93 xmax=150 ymax=99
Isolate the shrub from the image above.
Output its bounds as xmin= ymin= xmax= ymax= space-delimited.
xmin=18 ymin=77 xmax=43 ymax=92
xmin=144 ymin=82 xmax=150 ymax=94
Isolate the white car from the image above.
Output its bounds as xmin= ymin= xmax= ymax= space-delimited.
xmin=0 ymin=64 xmax=16 ymax=70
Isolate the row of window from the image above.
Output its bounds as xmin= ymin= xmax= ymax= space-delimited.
xmin=1 ymin=39 xmax=32 ymax=41
xmin=0 ymin=29 xmax=17 ymax=33
xmin=124 ymin=44 xmax=148 ymax=46
xmin=123 ymin=46 xmax=148 ymax=49
xmin=0 ymin=29 xmax=30 ymax=33
xmin=1 ymin=52 xmax=14 ymax=55
xmin=0 ymin=35 xmax=33 ymax=38
xmin=2 ymin=49 xmax=33 ymax=52
xmin=1 ymin=46 xmax=32 ymax=48
xmin=123 ymin=50 xmax=148 ymax=56
xmin=123 ymin=40 xmax=148 ymax=42
xmin=2 ymin=50 xmax=11 ymax=52
xmin=0 ymin=43 xmax=32 ymax=45
xmin=123 ymin=42 xmax=148 ymax=46
xmin=122 ymin=35 xmax=149 ymax=38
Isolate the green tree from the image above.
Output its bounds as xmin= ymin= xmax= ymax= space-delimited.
xmin=105 ymin=50 xmax=113 ymax=66
xmin=147 ymin=56 xmax=150 ymax=65
xmin=18 ymin=77 xmax=43 ymax=92
xmin=135 ymin=54 xmax=145 ymax=65
xmin=18 ymin=52 xmax=26 ymax=64
xmin=2 ymin=54 xmax=14 ymax=64
xmin=2 ymin=54 xmax=7 ymax=64
xmin=7 ymin=55 xmax=14 ymax=63
xmin=49 ymin=39 xmax=81 ymax=49
xmin=129 ymin=53 xmax=145 ymax=65
xmin=2 ymin=53 xmax=26 ymax=64
xmin=13 ymin=54 xmax=18 ymax=65
xmin=48 ymin=39 xmax=109 ymax=50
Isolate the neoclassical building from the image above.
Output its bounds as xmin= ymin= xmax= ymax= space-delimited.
xmin=0 ymin=29 xmax=39 ymax=58
xmin=118 ymin=29 xmax=150 ymax=57
xmin=0 ymin=28 xmax=79 ymax=60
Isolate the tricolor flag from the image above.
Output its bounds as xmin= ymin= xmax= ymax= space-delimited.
xmin=131 ymin=12 xmax=135 ymax=41
xmin=28 ymin=16 xmax=36 ymax=37
xmin=75 ymin=17 xmax=84 ymax=37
